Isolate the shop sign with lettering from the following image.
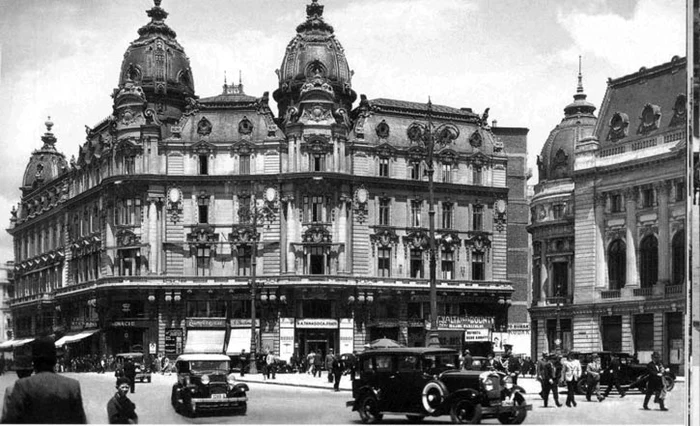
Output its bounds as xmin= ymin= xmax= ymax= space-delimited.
xmin=464 ymin=329 xmax=491 ymax=341
xmin=110 ymin=321 xmax=135 ymax=328
xmin=508 ymin=323 xmax=530 ymax=334
xmin=437 ymin=316 xmax=495 ymax=330
xmin=296 ymin=319 xmax=338 ymax=329
xmin=187 ymin=318 xmax=226 ymax=328
xmin=229 ymin=319 xmax=260 ymax=328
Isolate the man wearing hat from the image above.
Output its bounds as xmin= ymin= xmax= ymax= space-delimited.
xmin=107 ymin=377 xmax=138 ymax=424
xmin=535 ymin=351 xmax=549 ymax=399
xmin=643 ymin=351 xmax=668 ymax=411
xmin=0 ymin=335 xmax=87 ymax=423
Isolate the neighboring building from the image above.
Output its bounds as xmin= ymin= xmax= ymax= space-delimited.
xmin=0 ymin=262 xmax=13 ymax=343
xmin=6 ymin=1 xmax=529 ymax=361
xmin=529 ymin=57 xmax=687 ymax=375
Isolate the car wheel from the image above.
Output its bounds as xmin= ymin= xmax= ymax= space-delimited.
xmin=449 ymin=398 xmax=482 ymax=424
xmin=663 ymin=376 xmax=674 ymax=391
xmin=357 ymin=394 xmax=383 ymax=424
xmin=422 ymin=381 xmax=449 ymax=414
xmin=236 ymin=402 xmax=247 ymax=416
xmin=406 ymin=415 xmax=425 ymax=423
xmin=497 ymin=392 xmax=527 ymax=425
xmin=576 ymin=377 xmax=588 ymax=395
xmin=147 ymin=377 xmax=151 ymax=383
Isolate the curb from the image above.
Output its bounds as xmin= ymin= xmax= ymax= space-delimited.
xmin=237 ymin=378 xmax=352 ymax=392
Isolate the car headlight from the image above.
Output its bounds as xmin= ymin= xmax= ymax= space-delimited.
xmin=503 ymin=375 xmax=514 ymax=389
xmin=201 ymin=374 xmax=210 ymax=385
xmin=483 ymin=378 xmax=494 ymax=391
xmin=227 ymin=373 xmax=236 ymax=385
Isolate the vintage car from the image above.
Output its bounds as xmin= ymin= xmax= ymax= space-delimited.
xmin=347 ymin=347 xmax=531 ymax=424
xmin=170 ymin=353 xmax=249 ymax=417
xmin=115 ymin=352 xmax=152 ymax=383
xmin=573 ymin=351 xmax=652 ymax=394
xmin=464 ymin=356 xmax=489 ymax=371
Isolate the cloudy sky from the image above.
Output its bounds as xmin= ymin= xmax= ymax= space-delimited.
xmin=0 ymin=0 xmax=685 ymax=261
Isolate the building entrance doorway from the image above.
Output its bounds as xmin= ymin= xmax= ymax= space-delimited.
xmin=297 ymin=329 xmax=336 ymax=358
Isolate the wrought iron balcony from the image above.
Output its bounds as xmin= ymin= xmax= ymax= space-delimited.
xmin=601 ymin=289 xmax=621 ymax=299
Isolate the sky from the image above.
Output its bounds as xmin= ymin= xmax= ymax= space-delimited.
xmin=0 ymin=0 xmax=686 ymax=262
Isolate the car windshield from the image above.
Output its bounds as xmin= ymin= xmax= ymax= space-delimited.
xmin=189 ymin=360 xmax=229 ymax=373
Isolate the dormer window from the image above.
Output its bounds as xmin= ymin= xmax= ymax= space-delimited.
xmin=607 ymin=112 xmax=630 ymax=141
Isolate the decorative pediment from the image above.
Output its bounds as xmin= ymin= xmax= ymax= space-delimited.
xmin=437 ymin=231 xmax=461 ymax=250
xmin=465 ymin=231 xmax=491 ymax=251
xmin=186 ymin=225 xmax=219 ymax=245
xmin=437 ymin=148 xmax=459 ymax=165
xmin=402 ymin=229 xmax=428 ymax=249
xmin=301 ymin=134 xmax=333 ymax=154
xmin=116 ymin=229 xmax=140 ymax=247
xmin=302 ymin=225 xmax=332 ymax=244
xmin=407 ymin=146 xmax=426 ymax=162
xmin=228 ymin=225 xmax=258 ymax=246
xmin=370 ymin=228 xmax=399 ymax=248
xmin=374 ymin=143 xmax=398 ymax=159
xmin=231 ymin=140 xmax=255 ymax=155
xmin=190 ymin=140 xmax=216 ymax=155
xmin=467 ymin=152 xmax=490 ymax=167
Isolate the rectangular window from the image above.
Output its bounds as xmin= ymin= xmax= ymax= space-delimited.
xmin=116 ymin=199 xmax=142 ymax=226
xmin=611 ymin=194 xmax=622 ymax=213
xmin=379 ymin=199 xmax=390 ymax=226
xmin=311 ymin=196 xmax=324 ymax=222
xmin=642 ymin=187 xmax=654 ymax=208
xmin=410 ymin=162 xmax=421 ymax=180
xmin=675 ymin=181 xmax=686 ymax=202
xmin=379 ymin=158 xmax=389 ymax=177
xmin=238 ymin=195 xmax=251 ymax=223
xmin=377 ymin=248 xmax=391 ymax=277
xmin=472 ymin=251 xmax=485 ymax=280
xmin=124 ymin=157 xmax=135 ymax=175
xmin=634 ymin=314 xmax=654 ymax=351
xmin=552 ymin=204 xmax=564 ymax=219
xmin=196 ymin=246 xmax=211 ymax=276
xmin=442 ymin=203 xmax=453 ymax=229
xmin=441 ymin=249 xmax=454 ymax=279
xmin=311 ymin=154 xmax=325 ymax=172
xmin=472 ymin=205 xmax=483 ymax=231
xmin=472 ymin=166 xmax=482 ymax=185
xmin=198 ymin=196 xmax=209 ymax=224
xmin=411 ymin=200 xmax=421 ymax=227
xmin=199 ymin=155 xmax=209 ymax=175
xmin=441 ymin=163 xmax=452 ymax=183
xmin=117 ymin=249 xmax=140 ymax=276
xmin=309 ymin=246 xmax=325 ymax=275
xmin=239 ymin=155 xmax=250 ymax=174
xmin=410 ymin=249 xmax=423 ymax=278
xmin=237 ymin=246 xmax=252 ymax=276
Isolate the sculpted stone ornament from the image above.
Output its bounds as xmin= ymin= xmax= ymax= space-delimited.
xmin=469 ymin=130 xmax=483 ymax=148
xmin=197 ymin=117 xmax=212 ymax=136
xmin=637 ymin=103 xmax=661 ymax=134
xmin=375 ymin=120 xmax=390 ymax=139
xmin=669 ymin=94 xmax=687 ymax=127
xmin=607 ymin=112 xmax=629 ymax=141
xmin=238 ymin=117 xmax=253 ymax=135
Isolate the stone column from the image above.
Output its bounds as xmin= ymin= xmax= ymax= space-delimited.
xmin=338 ymin=195 xmax=348 ymax=273
xmin=595 ymin=194 xmax=608 ymax=289
xmin=148 ymin=198 xmax=158 ymax=274
xmin=656 ymin=181 xmax=670 ymax=284
xmin=625 ymin=187 xmax=639 ymax=287
xmin=539 ymin=241 xmax=548 ymax=305
xmin=286 ymin=197 xmax=296 ymax=273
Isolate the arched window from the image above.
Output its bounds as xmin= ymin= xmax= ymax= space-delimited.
xmin=640 ymin=235 xmax=658 ymax=288
xmin=608 ymin=239 xmax=626 ymax=289
xmin=671 ymin=232 xmax=685 ymax=285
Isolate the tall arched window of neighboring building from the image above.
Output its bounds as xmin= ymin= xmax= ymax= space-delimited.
xmin=671 ymin=231 xmax=685 ymax=285
xmin=640 ymin=235 xmax=658 ymax=288
xmin=608 ymin=239 xmax=626 ymax=289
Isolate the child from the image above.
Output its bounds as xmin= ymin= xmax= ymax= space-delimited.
xmin=107 ymin=377 xmax=138 ymax=424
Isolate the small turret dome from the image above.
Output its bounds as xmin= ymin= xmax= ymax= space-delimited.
xmin=537 ymin=61 xmax=597 ymax=182
xmin=22 ymin=118 xmax=68 ymax=192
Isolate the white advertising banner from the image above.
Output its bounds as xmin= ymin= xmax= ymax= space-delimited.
xmin=296 ymin=319 xmax=338 ymax=329
xmin=279 ymin=318 xmax=295 ymax=363
xmin=339 ymin=318 xmax=354 ymax=354
xmin=464 ymin=329 xmax=491 ymax=342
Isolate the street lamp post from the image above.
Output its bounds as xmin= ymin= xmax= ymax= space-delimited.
xmin=241 ymin=188 xmax=276 ymax=374
xmin=411 ymin=99 xmax=459 ymax=347
xmin=554 ymin=283 xmax=563 ymax=354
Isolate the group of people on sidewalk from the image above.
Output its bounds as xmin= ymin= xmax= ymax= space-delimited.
xmin=534 ymin=350 xmax=672 ymax=411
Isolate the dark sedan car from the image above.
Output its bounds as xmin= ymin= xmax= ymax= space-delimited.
xmin=573 ymin=351 xmax=651 ymax=394
xmin=347 ymin=347 xmax=531 ymax=424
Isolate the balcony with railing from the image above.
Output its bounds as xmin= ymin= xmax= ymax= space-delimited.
xmin=665 ymin=284 xmax=685 ymax=296
xmin=601 ymin=289 xmax=621 ymax=299
xmin=633 ymin=287 xmax=654 ymax=297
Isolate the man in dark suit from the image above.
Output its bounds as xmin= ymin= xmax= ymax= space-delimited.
xmin=603 ymin=354 xmax=626 ymax=398
xmin=123 ymin=358 xmax=137 ymax=393
xmin=0 ymin=335 xmax=88 ymax=423
xmin=541 ymin=354 xmax=563 ymax=408
xmin=643 ymin=351 xmax=667 ymax=411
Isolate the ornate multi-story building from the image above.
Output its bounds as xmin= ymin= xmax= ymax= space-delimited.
xmin=5 ymin=0 xmax=528 ymax=361
xmin=529 ymin=57 xmax=687 ymax=375
xmin=0 ymin=262 xmax=14 ymax=345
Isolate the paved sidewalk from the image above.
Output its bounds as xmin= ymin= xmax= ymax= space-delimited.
xmin=237 ymin=371 xmax=545 ymax=394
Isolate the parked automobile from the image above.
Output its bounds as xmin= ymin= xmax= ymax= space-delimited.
xmin=170 ymin=353 xmax=249 ymax=417
xmin=573 ymin=351 xmax=649 ymax=394
xmin=347 ymin=347 xmax=531 ymax=424
xmin=115 ymin=352 xmax=151 ymax=383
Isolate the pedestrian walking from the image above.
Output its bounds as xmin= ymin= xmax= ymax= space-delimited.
xmin=602 ymin=354 xmax=627 ymax=398
xmin=0 ymin=336 xmax=88 ymax=424
xmin=331 ymin=353 xmax=344 ymax=391
xmin=551 ymin=354 xmax=564 ymax=406
xmin=239 ymin=349 xmax=248 ymax=376
xmin=585 ymin=354 xmax=605 ymax=402
xmin=562 ymin=352 xmax=581 ymax=407
xmin=536 ymin=352 xmax=549 ymax=399
xmin=462 ymin=350 xmax=473 ymax=370
xmin=123 ymin=358 xmax=137 ymax=394
xmin=306 ymin=351 xmax=315 ymax=375
xmin=313 ymin=349 xmax=323 ymax=378
xmin=540 ymin=354 xmax=563 ymax=408
xmin=161 ymin=355 xmax=171 ymax=375
xmin=266 ymin=351 xmax=277 ymax=379
xmin=107 ymin=377 xmax=138 ymax=424
xmin=325 ymin=349 xmax=335 ymax=383
xmin=643 ymin=352 xmax=668 ymax=411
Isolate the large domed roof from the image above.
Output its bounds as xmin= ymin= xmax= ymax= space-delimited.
xmin=117 ymin=0 xmax=194 ymax=102
xmin=274 ymin=0 xmax=355 ymax=111
xmin=22 ymin=118 xmax=68 ymax=192
xmin=537 ymin=65 xmax=597 ymax=182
